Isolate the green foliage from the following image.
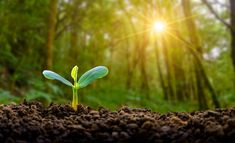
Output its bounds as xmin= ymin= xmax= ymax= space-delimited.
xmin=0 ymin=0 xmax=234 ymax=112
xmin=71 ymin=65 xmax=78 ymax=82
xmin=82 ymin=85 xmax=198 ymax=113
xmin=42 ymin=65 xmax=109 ymax=110
xmin=25 ymin=77 xmax=64 ymax=105
xmin=43 ymin=70 xmax=73 ymax=87
xmin=25 ymin=89 xmax=53 ymax=106
xmin=0 ymin=89 xmax=20 ymax=104
xmin=78 ymin=66 xmax=109 ymax=88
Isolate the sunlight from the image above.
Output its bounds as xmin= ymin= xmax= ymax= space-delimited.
xmin=152 ymin=21 xmax=167 ymax=33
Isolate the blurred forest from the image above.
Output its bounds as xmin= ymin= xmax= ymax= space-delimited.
xmin=0 ymin=0 xmax=234 ymax=112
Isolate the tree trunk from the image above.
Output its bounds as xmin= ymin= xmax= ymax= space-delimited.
xmin=162 ymin=37 xmax=175 ymax=100
xmin=139 ymin=33 xmax=150 ymax=99
xmin=118 ymin=1 xmax=139 ymax=91
xmin=155 ymin=40 xmax=168 ymax=100
xmin=70 ymin=30 xmax=78 ymax=63
xmin=182 ymin=0 xmax=208 ymax=109
xmin=230 ymin=0 xmax=235 ymax=72
xmin=203 ymin=0 xmax=235 ymax=80
xmin=164 ymin=0 xmax=188 ymax=101
xmin=182 ymin=0 xmax=220 ymax=108
xmin=45 ymin=0 xmax=57 ymax=70
xmin=69 ymin=0 xmax=80 ymax=66
xmin=195 ymin=67 xmax=208 ymax=109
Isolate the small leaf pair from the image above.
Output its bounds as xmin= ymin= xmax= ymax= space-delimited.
xmin=42 ymin=65 xmax=109 ymax=110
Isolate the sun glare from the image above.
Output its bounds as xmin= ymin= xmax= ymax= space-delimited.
xmin=152 ymin=21 xmax=166 ymax=33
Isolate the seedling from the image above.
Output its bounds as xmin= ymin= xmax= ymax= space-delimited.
xmin=42 ymin=66 xmax=109 ymax=110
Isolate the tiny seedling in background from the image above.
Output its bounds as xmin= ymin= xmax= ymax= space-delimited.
xmin=42 ymin=66 xmax=109 ymax=110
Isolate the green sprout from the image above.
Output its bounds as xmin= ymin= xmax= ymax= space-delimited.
xmin=42 ymin=66 xmax=109 ymax=110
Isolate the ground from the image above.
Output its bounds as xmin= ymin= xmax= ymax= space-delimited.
xmin=0 ymin=101 xmax=235 ymax=143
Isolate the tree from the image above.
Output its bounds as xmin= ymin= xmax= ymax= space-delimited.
xmin=182 ymin=0 xmax=220 ymax=108
xmin=45 ymin=0 xmax=58 ymax=70
xmin=202 ymin=0 xmax=235 ymax=73
xmin=230 ymin=0 xmax=235 ymax=73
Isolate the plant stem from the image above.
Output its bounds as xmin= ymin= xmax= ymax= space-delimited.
xmin=72 ymin=88 xmax=78 ymax=110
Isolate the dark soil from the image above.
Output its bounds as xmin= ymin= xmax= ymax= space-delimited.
xmin=0 ymin=102 xmax=235 ymax=143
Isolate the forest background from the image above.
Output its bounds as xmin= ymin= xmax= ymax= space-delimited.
xmin=0 ymin=0 xmax=234 ymax=112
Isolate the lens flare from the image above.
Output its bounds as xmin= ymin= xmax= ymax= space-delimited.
xmin=152 ymin=21 xmax=166 ymax=33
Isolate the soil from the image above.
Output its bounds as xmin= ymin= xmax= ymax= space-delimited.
xmin=0 ymin=102 xmax=235 ymax=143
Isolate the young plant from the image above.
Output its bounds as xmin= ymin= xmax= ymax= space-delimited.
xmin=42 ymin=66 xmax=109 ymax=110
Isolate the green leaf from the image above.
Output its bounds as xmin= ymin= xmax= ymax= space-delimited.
xmin=78 ymin=66 xmax=109 ymax=88
xmin=42 ymin=70 xmax=73 ymax=87
xmin=71 ymin=65 xmax=78 ymax=82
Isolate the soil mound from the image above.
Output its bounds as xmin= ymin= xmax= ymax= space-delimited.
xmin=0 ymin=102 xmax=235 ymax=143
